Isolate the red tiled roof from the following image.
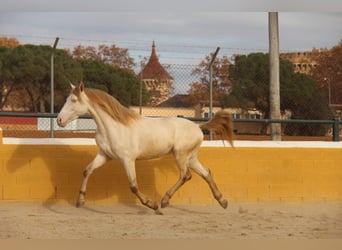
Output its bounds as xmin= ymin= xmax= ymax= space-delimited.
xmin=139 ymin=41 xmax=173 ymax=80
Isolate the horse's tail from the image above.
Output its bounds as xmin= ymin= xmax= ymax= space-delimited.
xmin=200 ymin=110 xmax=234 ymax=147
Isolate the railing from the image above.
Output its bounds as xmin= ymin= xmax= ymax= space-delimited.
xmin=232 ymin=118 xmax=341 ymax=142
xmin=0 ymin=112 xmax=341 ymax=141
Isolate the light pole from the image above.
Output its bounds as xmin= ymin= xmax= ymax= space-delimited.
xmin=324 ymin=77 xmax=331 ymax=105
xmin=269 ymin=12 xmax=281 ymax=141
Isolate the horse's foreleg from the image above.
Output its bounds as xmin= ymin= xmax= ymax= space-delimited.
xmin=76 ymin=152 xmax=109 ymax=208
xmin=123 ymin=160 xmax=160 ymax=213
xmin=189 ymin=157 xmax=228 ymax=209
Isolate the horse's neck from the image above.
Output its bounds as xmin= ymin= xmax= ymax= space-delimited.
xmin=89 ymin=105 xmax=132 ymax=139
xmin=88 ymin=104 xmax=126 ymax=135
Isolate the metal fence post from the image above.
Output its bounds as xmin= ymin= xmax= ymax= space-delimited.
xmin=50 ymin=37 xmax=59 ymax=138
xmin=209 ymin=47 xmax=220 ymax=140
xmin=333 ymin=116 xmax=340 ymax=142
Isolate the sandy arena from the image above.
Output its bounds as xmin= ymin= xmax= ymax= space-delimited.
xmin=0 ymin=202 xmax=341 ymax=239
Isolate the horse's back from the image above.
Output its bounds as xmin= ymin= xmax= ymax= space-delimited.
xmin=166 ymin=117 xmax=203 ymax=152
xmin=135 ymin=117 xmax=203 ymax=159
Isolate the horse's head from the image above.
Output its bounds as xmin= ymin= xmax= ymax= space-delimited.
xmin=57 ymin=82 xmax=89 ymax=128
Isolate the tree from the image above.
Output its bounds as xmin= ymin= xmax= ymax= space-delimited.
xmin=79 ymin=59 xmax=149 ymax=107
xmin=0 ymin=46 xmax=14 ymax=109
xmin=227 ymin=53 xmax=332 ymax=136
xmin=0 ymin=36 xmax=20 ymax=48
xmin=282 ymin=72 xmax=332 ymax=136
xmin=1 ymin=45 xmax=82 ymax=112
xmin=228 ymin=53 xmax=270 ymax=114
xmin=53 ymin=49 xmax=84 ymax=111
xmin=0 ymin=42 xmax=146 ymax=112
xmin=188 ymin=55 xmax=232 ymax=106
xmin=71 ymin=44 xmax=136 ymax=72
xmin=71 ymin=43 xmax=149 ymax=107
xmin=98 ymin=44 xmax=136 ymax=70
xmin=312 ymin=40 xmax=342 ymax=104
xmin=2 ymin=45 xmax=49 ymax=112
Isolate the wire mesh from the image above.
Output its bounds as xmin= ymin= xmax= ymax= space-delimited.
xmin=0 ymin=61 xmax=340 ymax=140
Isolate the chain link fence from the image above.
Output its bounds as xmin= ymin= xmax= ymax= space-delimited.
xmin=0 ymin=63 xmax=341 ymax=140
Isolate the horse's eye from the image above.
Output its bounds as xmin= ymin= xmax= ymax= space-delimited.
xmin=71 ymin=97 xmax=78 ymax=103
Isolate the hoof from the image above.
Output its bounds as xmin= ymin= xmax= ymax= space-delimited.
xmin=151 ymin=201 xmax=159 ymax=211
xmin=76 ymin=200 xmax=85 ymax=208
xmin=219 ymin=199 xmax=228 ymax=209
xmin=161 ymin=200 xmax=169 ymax=209
xmin=155 ymin=209 xmax=163 ymax=215
xmin=160 ymin=196 xmax=170 ymax=208
xmin=145 ymin=200 xmax=159 ymax=211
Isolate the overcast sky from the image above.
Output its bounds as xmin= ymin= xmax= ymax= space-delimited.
xmin=0 ymin=1 xmax=341 ymax=64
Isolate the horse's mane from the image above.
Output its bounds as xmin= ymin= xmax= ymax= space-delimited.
xmin=74 ymin=87 xmax=140 ymax=126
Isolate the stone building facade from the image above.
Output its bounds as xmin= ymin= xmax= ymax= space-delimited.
xmin=138 ymin=41 xmax=173 ymax=106
xmin=280 ymin=50 xmax=320 ymax=75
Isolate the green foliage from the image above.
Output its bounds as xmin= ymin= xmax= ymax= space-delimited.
xmin=79 ymin=59 xmax=149 ymax=107
xmin=0 ymin=45 xmax=83 ymax=112
xmin=54 ymin=49 xmax=83 ymax=92
xmin=227 ymin=53 xmax=333 ymax=136
xmin=0 ymin=46 xmax=12 ymax=109
xmin=228 ymin=53 xmax=270 ymax=114
xmin=1 ymin=45 xmax=51 ymax=111
xmin=0 ymin=44 xmax=149 ymax=112
xmin=282 ymin=73 xmax=333 ymax=136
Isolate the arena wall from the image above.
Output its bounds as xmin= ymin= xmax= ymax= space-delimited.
xmin=0 ymin=131 xmax=341 ymax=206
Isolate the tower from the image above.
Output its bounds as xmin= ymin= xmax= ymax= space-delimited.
xmin=139 ymin=41 xmax=173 ymax=106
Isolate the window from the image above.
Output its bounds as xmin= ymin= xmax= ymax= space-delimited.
xmin=204 ymin=112 xmax=215 ymax=118
xmin=232 ymin=113 xmax=241 ymax=119
xmin=248 ymin=114 xmax=261 ymax=119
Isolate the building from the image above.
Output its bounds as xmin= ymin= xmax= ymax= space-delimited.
xmin=138 ymin=41 xmax=173 ymax=106
xmin=280 ymin=50 xmax=320 ymax=75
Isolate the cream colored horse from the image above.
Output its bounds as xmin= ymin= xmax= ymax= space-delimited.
xmin=57 ymin=82 xmax=234 ymax=213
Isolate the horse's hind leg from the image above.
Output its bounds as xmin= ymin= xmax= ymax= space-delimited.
xmin=76 ymin=151 xmax=109 ymax=207
xmin=161 ymin=153 xmax=192 ymax=208
xmin=189 ymin=155 xmax=228 ymax=209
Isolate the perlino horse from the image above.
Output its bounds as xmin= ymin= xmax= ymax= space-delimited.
xmin=57 ymin=83 xmax=233 ymax=213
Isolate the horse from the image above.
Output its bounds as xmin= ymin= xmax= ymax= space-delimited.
xmin=57 ymin=82 xmax=234 ymax=213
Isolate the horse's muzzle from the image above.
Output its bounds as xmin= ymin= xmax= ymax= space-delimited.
xmin=57 ymin=116 xmax=65 ymax=127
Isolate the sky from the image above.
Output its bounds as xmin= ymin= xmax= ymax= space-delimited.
xmin=0 ymin=1 xmax=341 ymax=66
xmin=1 ymin=12 xmax=341 ymax=65
xmin=0 ymin=0 xmax=341 ymax=95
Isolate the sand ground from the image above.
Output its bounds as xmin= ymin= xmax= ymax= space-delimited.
xmin=0 ymin=202 xmax=341 ymax=239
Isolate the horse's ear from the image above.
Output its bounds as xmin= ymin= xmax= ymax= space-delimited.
xmin=79 ymin=82 xmax=85 ymax=92
xmin=69 ymin=82 xmax=76 ymax=90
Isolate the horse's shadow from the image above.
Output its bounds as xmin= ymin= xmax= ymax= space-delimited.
xmin=5 ymin=143 xmax=171 ymax=213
